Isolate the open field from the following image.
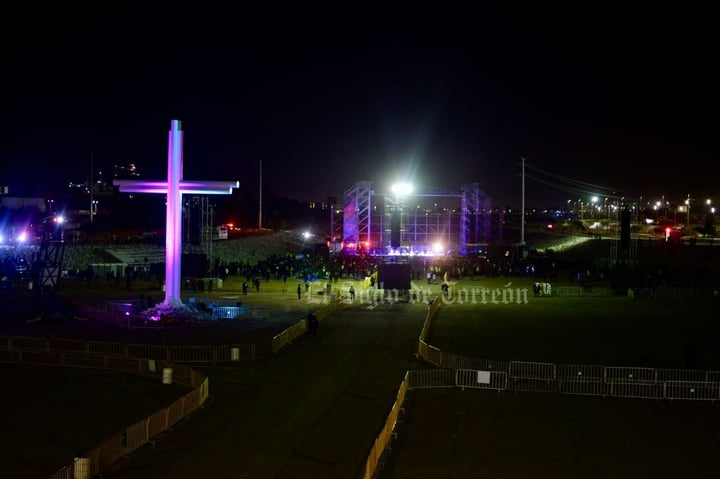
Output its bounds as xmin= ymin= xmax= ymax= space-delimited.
xmin=0 ymin=365 xmax=187 ymax=478
xmin=385 ymin=387 xmax=720 ymax=479
xmin=387 ymin=272 xmax=720 ymax=478
xmin=2 ymin=238 xmax=719 ymax=478
xmin=427 ymin=277 xmax=720 ymax=369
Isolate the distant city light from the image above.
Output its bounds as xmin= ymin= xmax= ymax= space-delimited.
xmin=17 ymin=231 xmax=27 ymax=243
xmin=302 ymin=231 xmax=312 ymax=239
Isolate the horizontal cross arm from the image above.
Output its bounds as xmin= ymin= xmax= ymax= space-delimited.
xmin=114 ymin=180 xmax=239 ymax=195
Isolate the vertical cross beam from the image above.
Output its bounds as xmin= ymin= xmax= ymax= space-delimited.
xmin=166 ymin=120 xmax=183 ymax=306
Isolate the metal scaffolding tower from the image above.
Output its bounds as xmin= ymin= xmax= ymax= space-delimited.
xmin=184 ymin=196 xmax=214 ymax=271
xmin=342 ymin=181 xmax=373 ymax=246
xmin=340 ymin=181 xmax=493 ymax=255
xmin=34 ymin=228 xmax=65 ymax=294
xmin=609 ymin=201 xmax=638 ymax=266
xmin=460 ymin=183 xmax=492 ymax=254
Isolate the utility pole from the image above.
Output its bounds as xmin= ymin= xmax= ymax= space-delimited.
xmin=520 ymin=157 xmax=526 ymax=245
xmin=90 ymin=150 xmax=94 ymax=223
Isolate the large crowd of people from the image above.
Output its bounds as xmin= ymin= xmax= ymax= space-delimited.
xmin=2 ymin=230 xmax=717 ymax=294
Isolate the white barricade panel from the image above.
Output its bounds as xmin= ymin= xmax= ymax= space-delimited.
xmin=656 ymin=368 xmax=706 ymax=383
xmin=407 ymin=369 xmax=455 ymax=389
xmin=665 ymin=381 xmax=720 ymax=401
xmin=606 ymin=367 xmax=657 ymax=383
xmin=610 ymin=381 xmax=664 ymax=399
xmin=455 ymin=369 xmax=507 ymax=391
xmin=558 ymin=364 xmax=605 ymax=381
xmin=509 ymin=361 xmax=557 ymax=380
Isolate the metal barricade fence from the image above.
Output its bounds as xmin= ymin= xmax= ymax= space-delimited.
xmin=63 ymin=353 xmax=108 ymax=369
xmin=610 ymin=380 xmax=664 ymax=399
xmin=169 ymin=345 xmax=216 ymax=363
xmin=147 ymin=409 xmax=168 ymax=439
xmin=0 ymin=338 xmax=212 ymax=479
xmin=0 ymin=349 xmax=20 ymax=361
xmin=121 ymin=419 xmax=148 ymax=456
xmin=272 ymin=319 xmax=309 ymax=353
xmin=49 ymin=338 xmax=87 ymax=352
xmin=167 ymin=396 xmax=186 ymax=427
xmin=96 ymin=433 xmax=122 ymax=473
xmin=554 ymin=286 xmax=583 ymax=296
xmin=606 ymin=366 xmax=657 ymax=383
xmin=455 ymin=368 xmax=507 ymax=391
xmin=211 ymin=306 xmax=242 ymax=320
xmin=217 ymin=344 xmax=255 ymax=361
xmin=127 ymin=343 xmax=169 ymax=360
xmin=665 ymin=381 xmax=720 ymax=401
xmin=656 ymin=368 xmax=707 ymax=383
xmin=558 ymin=364 xmax=607 ymax=395
xmin=508 ymin=360 xmax=558 ymax=392
xmin=11 ymin=335 xmax=49 ymax=351
xmin=509 ymin=361 xmax=557 ymax=380
xmin=418 ymin=340 xmax=442 ymax=366
xmin=407 ymin=369 xmax=455 ymax=389
xmin=362 ymin=372 xmax=410 ymax=479
xmin=558 ymin=364 xmax=606 ymax=381
xmin=706 ymin=371 xmax=720 ymax=382
xmin=88 ymin=341 xmax=128 ymax=357
xmin=441 ymin=351 xmax=509 ymax=373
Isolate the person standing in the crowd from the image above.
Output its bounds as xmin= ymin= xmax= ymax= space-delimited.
xmin=297 ymin=283 xmax=302 ymax=299
xmin=349 ymin=285 xmax=355 ymax=301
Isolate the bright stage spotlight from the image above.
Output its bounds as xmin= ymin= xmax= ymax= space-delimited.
xmin=391 ymin=183 xmax=413 ymax=196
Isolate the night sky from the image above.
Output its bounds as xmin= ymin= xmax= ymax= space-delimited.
xmin=2 ymin=4 xmax=718 ymax=207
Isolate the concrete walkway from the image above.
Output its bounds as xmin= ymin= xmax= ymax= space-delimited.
xmin=104 ymin=301 xmax=426 ymax=478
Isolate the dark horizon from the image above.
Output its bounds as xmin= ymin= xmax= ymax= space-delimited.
xmin=2 ymin=5 xmax=718 ymax=208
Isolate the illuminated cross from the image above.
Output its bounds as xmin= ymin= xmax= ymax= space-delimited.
xmin=114 ymin=120 xmax=238 ymax=307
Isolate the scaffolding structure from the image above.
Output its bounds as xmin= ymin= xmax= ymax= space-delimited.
xmin=339 ymin=181 xmax=492 ymax=255
xmin=184 ymin=196 xmax=214 ymax=269
xmin=460 ymin=183 xmax=493 ymax=255
xmin=34 ymin=228 xmax=65 ymax=294
xmin=609 ymin=201 xmax=639 ymax=266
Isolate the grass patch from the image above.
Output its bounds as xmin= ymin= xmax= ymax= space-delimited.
xmin=427 ymin=278 xmax=720 ymax=369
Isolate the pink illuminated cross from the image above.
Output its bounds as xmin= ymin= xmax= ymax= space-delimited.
xmin=114 ymin=120 xmax=238 ymax=307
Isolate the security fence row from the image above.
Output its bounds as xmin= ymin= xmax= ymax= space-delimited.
xmin=402 ymin=366 xmax=720 ymax=401
xmin=0 ymin=335 xmax=256 ymax=363
xmin=362 ymin=371 xmax=410 ymax=479
xmin=0 ymin=347 xmax=208 ymax=479
xmin=271 ymin=299 xmax=343 ymax=353
xmin=416 ymin=296 xmax=720 ymax=402
xmin=366 ymin=295 xmax=720 ymax=479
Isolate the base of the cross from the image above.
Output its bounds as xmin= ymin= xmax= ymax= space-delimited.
xmin=139 ymin=302 xmax=207 ymax=325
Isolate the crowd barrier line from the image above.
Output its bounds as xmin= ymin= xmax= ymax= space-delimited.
xmin=0 ymin=347 xmax=208 ymax=479
xmin=271 ymin=299 xmax=343 ymax=353
xmin=362 ymin=294 xmax=720 ymax=478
